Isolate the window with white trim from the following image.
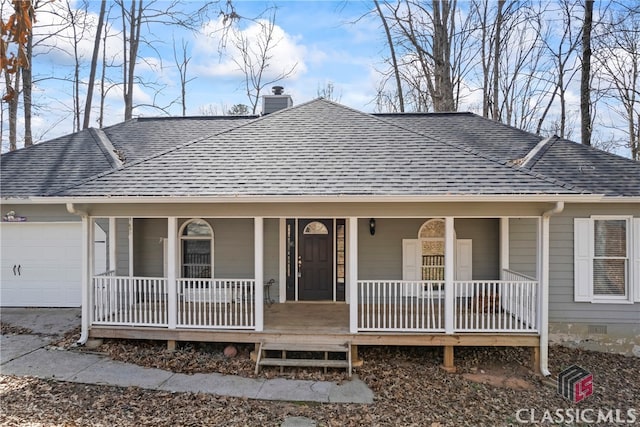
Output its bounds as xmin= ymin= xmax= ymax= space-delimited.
xmin=574 ymin=217 xmax=639 ymax=303
xmin=180 ymin=219 xmax=213 ymax=278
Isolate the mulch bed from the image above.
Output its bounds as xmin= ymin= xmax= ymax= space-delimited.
xmin=1 ymin=326 xmax=638 ymax=426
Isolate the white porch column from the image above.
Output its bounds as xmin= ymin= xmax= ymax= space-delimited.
xmin=108 ymin=217 xmax=117 ymax=272
xmin=348 ymin=217 xmax=358 ymax=333
xmin=278 ymin=218 xmax=286 ymax=303
xmin=254 ymin=217 xmax=264 ymax=332
xmin=79 ymin=216 xmax=91 ymax=344
xmin=167 ymin=217 xmax=177 ymax=329
xmin=500 ymin=217 xmax=510 ymax=277
xmin=538 ymin=215 xmax=551 ymax=375
xmin=128 ymin=217 xmax=134 ymax=277
xmin=444 ymin=217 xmax=455 ymax=334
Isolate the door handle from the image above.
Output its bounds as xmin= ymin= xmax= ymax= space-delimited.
xmin=13 ymin=265 xmax=17 ymax=276
xmin=297 ymin=255 xmax=302 ymax=276
xmin=17 ymin=264 xmax=21 ymax=276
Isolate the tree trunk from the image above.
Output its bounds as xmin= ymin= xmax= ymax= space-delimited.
xmin=22 ymin=33 xmax=33 ymax=147
xmin=431 ymin=0 xmax=455 ymax=112
xmin=581 ymin=0 xmax=593 ymax=146
xmin=123 ymin=0 xmax=142 ymax=121
xmin=5 ymin=67 xmax=21 ymax=151
xmin=493 ymin=0 xmax=504 ymax=120
xmin=374 ymin=0 xmax=404 ymax=112
xmin=83 ymin=0 xmax=106 ymax=129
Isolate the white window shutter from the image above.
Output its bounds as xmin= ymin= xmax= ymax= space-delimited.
xmin=634 ymin=219 xmax=640 ymax=302
xmin=574 ymin=218 xmax=592 ymax=302
xmin=402 ymin=239 xmax=419 ymax=297
xmin=455 ymin=239 xmax=473 ymax=281
xmin=402 ymin=239 xmax=419 ymax=281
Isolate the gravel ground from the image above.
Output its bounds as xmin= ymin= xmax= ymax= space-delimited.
xmin=1 ymin=326 xmax=639 ymax=426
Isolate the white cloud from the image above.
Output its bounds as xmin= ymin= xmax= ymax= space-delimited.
xmin=193 ymin=16 xmax=307 ymax=80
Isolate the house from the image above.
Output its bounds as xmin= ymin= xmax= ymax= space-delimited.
xmin=1 ymin=93 xmax=639 ymax=376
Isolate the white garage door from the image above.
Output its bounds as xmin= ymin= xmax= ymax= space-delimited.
xmin=1 ymin=222 xmax=82 ymax=307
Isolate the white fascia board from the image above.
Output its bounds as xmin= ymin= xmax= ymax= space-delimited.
xmin=14 ymin=194 xmax=608 ymax=205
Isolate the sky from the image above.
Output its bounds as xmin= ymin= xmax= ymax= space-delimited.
xmin=0 ymin=0 xmax=388 ymax=149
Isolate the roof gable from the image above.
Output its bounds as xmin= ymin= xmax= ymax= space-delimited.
xmin=1 ymin=129 xmax=116 ymax=197
xmin=525 ymin=137 xmax=640 ymax=196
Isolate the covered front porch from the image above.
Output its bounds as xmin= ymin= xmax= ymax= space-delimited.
xmin=78 ymin=206 xmax=554 ymax=371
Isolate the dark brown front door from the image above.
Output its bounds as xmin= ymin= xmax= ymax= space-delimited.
xmin=298 ymin=219 xmax=333 ymax=300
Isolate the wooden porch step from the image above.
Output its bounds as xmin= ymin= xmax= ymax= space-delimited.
xmin=255 ymin=341 xmax=352 ymax=377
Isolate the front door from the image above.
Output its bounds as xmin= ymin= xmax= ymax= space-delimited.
xmin=298 ymin=219 xmax=333 ymax=300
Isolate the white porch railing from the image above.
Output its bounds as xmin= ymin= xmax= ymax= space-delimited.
xmin=93 ymin=276 xmax=168 ymax=326
xmin=358 ymin=281 xmax=445 ymax=332
xmin=357 ymin=278 xmax=539 ymax=333
xmin=177 ymin=279 xmax=255 ymax=329
xmin=454 ymin=280 xmax=538 ymax=332
xmin=91 ymin=276 xmax=255 ymax=329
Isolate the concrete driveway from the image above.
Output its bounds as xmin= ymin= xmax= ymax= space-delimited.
xmin=1 ymin=308 xmax=80 ymax=364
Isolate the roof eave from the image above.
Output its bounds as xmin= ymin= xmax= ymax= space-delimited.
xmin=4 ymin=194 xmax=611 ymax=205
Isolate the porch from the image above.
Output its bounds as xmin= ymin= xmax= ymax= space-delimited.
xmin=81 ymin=212 xmax=551 ymax=372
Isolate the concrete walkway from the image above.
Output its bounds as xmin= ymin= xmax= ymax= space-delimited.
xmin=0 ymin=308 xmax=374 ymax=404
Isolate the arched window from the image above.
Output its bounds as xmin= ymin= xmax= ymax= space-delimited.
xmin=303 ymin=221 xmax=329 ymax=235
xmin=180 ymin=219 xmax=213 ymax=278
xmin=418 ymin=219 xmax=446 ymax=280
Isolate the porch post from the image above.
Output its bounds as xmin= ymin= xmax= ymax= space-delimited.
xmin=348 ymin=217 xmax=358 ymax=333
xmin=278 ymin=218 xmax=286 ymax=303
xmin=500 ymin=217 xmax=509 ymax=278
xmin=444 ymin=217 xmax=455 ymax=334
xmin=108 ymin=217 xmax=117 ymax=272
xmin=79 ymin=216 xmax=91 ymax=343
xmin=167 ymin=217 xmax=177 ymax=329
xmin=255 ymin=217 xmax=264 ymax=332
xmin=538 ymin=215 xmax=550 ymax=375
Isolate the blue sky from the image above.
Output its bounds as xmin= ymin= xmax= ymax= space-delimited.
xmin=181 ymin=1 xmax=383 ymax=113
xmin=2 ymin=1 xmax=385 ymax=148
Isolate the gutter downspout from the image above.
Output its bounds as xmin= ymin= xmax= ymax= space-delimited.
xmin=66 ymin=203 xmax=90 ymax=346
xmin=540 ymin=201 xmax=564 ymax=376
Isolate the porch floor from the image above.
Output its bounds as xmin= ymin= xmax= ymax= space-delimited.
xmin=264 ymin=302 xmax=349 ymax=334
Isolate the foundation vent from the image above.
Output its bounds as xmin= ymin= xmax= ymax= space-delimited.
xmin=588 ymin=324 xmax=607 ymax=335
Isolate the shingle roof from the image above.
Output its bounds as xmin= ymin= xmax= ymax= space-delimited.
xmin=525 ymin=137 xmax=640 ymax=196
xmin=56 ymin=99 xmax=580 ymax=197
xmin=376 ymin=112 xmax=542 ymax=161
xmin=1 ymin=116 xmax=256 ymax=198
xmin=103 ymin=116 xmax=257 ymax=163
xmin=0 ymin=128 xmax=116 ymax=197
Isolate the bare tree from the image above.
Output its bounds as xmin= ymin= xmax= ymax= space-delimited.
xmin=594 ymin=3 xmax=640 ymax=160
xmin=231 ymin=10 xmax=297 ymax=114
xmin=374 ymin=0 xmax=404 ymax=111
xmin=172 ymin=37 xmax=194 ymax=116
xmin=83 ymin=0 xmax=106 ymax=129
xmin=317 ymin=81 xmax=342 ymax=102
xmin=536 ymin=0 xmax=582 ymax=138
xmin=581 ymin=0 xmax=594 ymax=145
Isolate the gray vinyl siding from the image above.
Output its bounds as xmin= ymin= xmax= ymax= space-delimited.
xmin=0 ymin=204 xmax=79 ymax=222
xmin=357 ymin=217 xmax=500 ymax=280
xmin=548 ymin=205 xmax=640 ymax=326
xmin=509 ymin=218 xmax=537 ymax=278
xmin=116 ymin=218 xmax=130 ymax=276
xmin=133 ymin=218 xmax=167 ymax=277
xmin=209 ymin=218 xmax=254 ymax=278
xmin=455 ymin=218 xmax=499 ymax=280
